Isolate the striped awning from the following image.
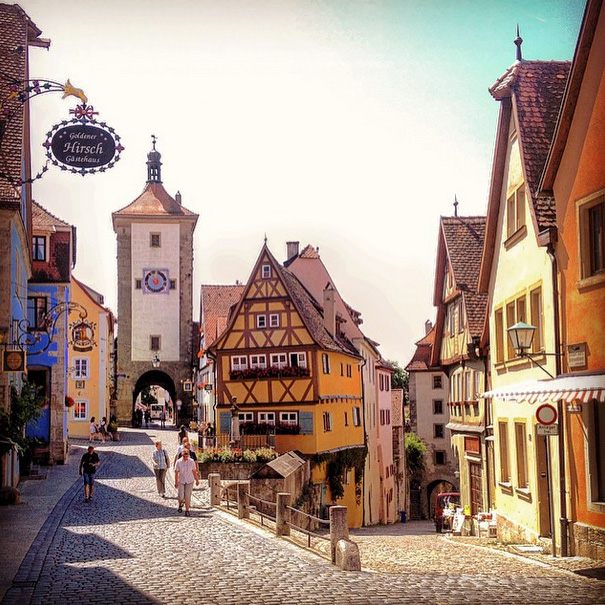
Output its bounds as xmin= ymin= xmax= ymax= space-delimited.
xmin=481 ymin=373 xmax=605 ymax=403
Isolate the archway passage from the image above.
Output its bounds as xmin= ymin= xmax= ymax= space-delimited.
xmin=426 ymin=479 xmax=458 ymax=520
xmin=132 ymin=370 xmax=176 ymax=427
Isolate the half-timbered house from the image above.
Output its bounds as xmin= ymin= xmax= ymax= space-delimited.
xmin=210 ymin=243 xmax=365 ymax=527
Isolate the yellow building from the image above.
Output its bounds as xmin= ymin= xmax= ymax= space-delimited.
xmin=67 ymin=277 xmax=115 ymax=439
xmin=479 ymin=51 xmax=570 ymax=546
xmin=210 ymin=243 xmax=365 ymax=527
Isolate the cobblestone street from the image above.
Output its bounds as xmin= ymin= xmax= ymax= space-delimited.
xmin=1 ymin=428 xmax=604 ymax=605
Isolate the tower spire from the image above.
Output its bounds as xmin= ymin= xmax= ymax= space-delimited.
xmin=514 ymin=24 xmax=523 ymax=62
xmin=453 ymin=195 xmax=459 ymax=217
xmin=146 ymin=134 xmax=162 ymax=183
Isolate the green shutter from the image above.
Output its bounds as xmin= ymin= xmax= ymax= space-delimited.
xmin=299 ymin=411 xmax=313 ymax=434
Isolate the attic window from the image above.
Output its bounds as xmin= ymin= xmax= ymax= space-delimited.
xmin=506 ymin=185 xmax=526 ymax=240
xmin=261 ymin=264 xmax=271 ymax=279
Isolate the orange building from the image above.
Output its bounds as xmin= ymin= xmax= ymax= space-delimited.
xmin=538 ymin=0 xmax=605 ymax=558
xmin=210 ymin=243 xmax=365 ymax=527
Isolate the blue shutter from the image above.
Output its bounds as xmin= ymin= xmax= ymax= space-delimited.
xmin=299 ymin=411 xmax=313 ymax=435
xmin=220 ymin=412 xmax=230 ymax=435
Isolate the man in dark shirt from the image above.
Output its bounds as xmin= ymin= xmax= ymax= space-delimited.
xmin=79 ymin=445 xmax=100 ymax=502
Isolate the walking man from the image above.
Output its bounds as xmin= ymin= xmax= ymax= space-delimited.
xmin=152 ymin=440 xmax=170 ymax=497
xmin=160 ymin=408 xmax=166 ymax=428
xmin=79 ymin=445 xmax=100 ymax=502
xmin=174 ymin=449 xmax=199 ymax=516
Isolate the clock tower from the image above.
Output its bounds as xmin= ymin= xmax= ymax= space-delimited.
xmin=112 ymin=138 xmax=198 ymax=424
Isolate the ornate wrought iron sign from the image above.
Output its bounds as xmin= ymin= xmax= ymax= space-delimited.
xmin=44 ymin=103 xmax=123 ymax=176
xmin=0 ymin=78 xmax=123 ymax=183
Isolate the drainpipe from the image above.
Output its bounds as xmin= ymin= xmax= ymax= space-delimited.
xmin=547 ymin=240 xmax=568 ymax=557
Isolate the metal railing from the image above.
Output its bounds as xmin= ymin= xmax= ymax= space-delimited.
xmin=209 ymin=473 xmax=353 ymax=567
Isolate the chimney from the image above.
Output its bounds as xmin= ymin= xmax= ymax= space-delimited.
xmin=286 ymin=241 xmax=299 ymax=261
xmin=175 ymin=191 xmax=182 ymax=205
xmin=425 ymin=319 xmax=433 ymax=335
xmin=323 ymin=283 xmax=336 ymax=337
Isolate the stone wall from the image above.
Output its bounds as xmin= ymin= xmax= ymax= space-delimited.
xmin=570 ymin=521 xmax=605 ymax=560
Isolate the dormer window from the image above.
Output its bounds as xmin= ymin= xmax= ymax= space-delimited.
xmin=32 ymin=235 xmax=46 ymax=261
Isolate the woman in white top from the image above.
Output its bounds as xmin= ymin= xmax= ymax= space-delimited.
xmin=89 ymin=417 xmax=99 ymax=442
xmin=174 ymin=449 xmax=199 ymax=516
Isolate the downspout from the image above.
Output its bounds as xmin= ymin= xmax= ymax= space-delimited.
xmin=547 ymin=240 xmax=568 ymax=557
xmin=482 ymin=352 xmax=492 ymax=512
xmin=359 ymin=355 xmax=369 ymax=525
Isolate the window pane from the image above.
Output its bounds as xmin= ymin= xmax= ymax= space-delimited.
xmin=589 ymin=203 xmax=605 ymax=275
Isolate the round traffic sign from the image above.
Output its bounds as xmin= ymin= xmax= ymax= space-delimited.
xmin=536 ymin=403 xmax=557 ymax=425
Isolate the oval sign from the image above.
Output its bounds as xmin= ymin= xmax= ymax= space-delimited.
xmin=51 ymin=125 xmax=116 ymax=168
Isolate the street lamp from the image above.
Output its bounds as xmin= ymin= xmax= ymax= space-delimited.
xmin=506 ymin=321 xmax=553 ymax=378
xmin=151 ymin=354 xmax=160 ymax=368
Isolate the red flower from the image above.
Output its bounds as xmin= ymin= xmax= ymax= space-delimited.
xmin=65 ymin=396 xmax=75 ymax=408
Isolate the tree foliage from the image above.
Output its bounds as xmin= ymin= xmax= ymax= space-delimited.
xmin=405 ymin=432 xmax=427 ymax=476
xmin=0 ymin=383 xmax=46 ymax=446
xmin=388 ymin=360 xmax=409 ymax=393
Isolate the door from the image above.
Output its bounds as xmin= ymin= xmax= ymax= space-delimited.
xmin=535 ymin=431 xmax=552 ymax=537
xmin=469 ymin=461 xmax=483 ymax=514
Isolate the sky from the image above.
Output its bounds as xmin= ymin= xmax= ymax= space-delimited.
xmin=15 ymin=0 xmax=585 ymax=366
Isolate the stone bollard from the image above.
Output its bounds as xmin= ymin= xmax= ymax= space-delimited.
xmin=275 ymin=492 xmax=291 ymax=537
xmin=335 ymin=539 xmax=361 ymax=571
xmin=237 ymin=481 xmax=250 ymax=520
xmin=208 ymin=473 xmax=221 ymax=506
xmin=329 ymin=505 xmax=349 ymax=564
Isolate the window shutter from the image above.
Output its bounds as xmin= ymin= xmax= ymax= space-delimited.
xmin=299 ymin=411 xmax=313 ymax=434
xmin=220 ymin=412 xmax=230 ymax=435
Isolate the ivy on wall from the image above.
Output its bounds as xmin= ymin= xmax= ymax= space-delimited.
xmin=313 ymin=445 xmax=367 ymax=504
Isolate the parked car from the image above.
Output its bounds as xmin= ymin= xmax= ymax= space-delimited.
xmin=435 ymin=492 xmax=461 ymax=533
xmin=149 ymin=404 xmax=165 ymax=420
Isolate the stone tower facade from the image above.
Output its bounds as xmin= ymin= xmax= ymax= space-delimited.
xmin=112 ymin=141 xmax=198 ymax=424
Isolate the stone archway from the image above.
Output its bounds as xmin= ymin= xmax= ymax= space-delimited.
xmin=426 ymin=479 xmax=458 ymax=519
xmin=132 ymin=370 xmax=176 ymax=426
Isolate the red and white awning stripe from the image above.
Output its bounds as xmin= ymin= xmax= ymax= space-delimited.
xmin=481 ymin=373 xmax=605 ymax=404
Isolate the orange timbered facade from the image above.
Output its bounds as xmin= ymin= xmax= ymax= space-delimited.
xmin=211 ymin=244 xmax=365 ymax=527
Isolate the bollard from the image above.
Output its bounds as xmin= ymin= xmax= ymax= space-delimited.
xmin=329 ymin=505 xmax=349 ymax=564
xmin=335 ymin=539 xmax=361 ymax=571
xmin=208 ymin=473 xmax=221 ymax=506
xmin=237 ymin=481 xmax=250 ymax=520
xmin=276 ymin=492 xmax=291 ymax=537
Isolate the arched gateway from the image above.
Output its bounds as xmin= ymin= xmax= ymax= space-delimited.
xmin=112 ymin=139 xmax=199 ymax=424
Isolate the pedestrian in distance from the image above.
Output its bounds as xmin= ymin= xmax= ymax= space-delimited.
xmin=176 ymin=440 xmax=198 ymax=463
xmin=144 ymin=408 xmax=151 ymax=428
xmin=174 ymin=448 xmax=199 ymax=516
xmin=79 ymin=445 xmax=100 ymax=502
xmin=89 ymin=417 xmax=100 ymax=442
xmin=99 ymin=416 xmax=107 ymax=442
xmin=152 ymin=440 xmax=170 ymax=497
xmin=177 ymin=424 xmax=187 ymax=445
xmin=160 ymin=407 xmax=166 ymax=428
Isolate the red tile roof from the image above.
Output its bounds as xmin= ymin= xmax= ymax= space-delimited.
xmin=491 ymin=60 xmax=571 ymax=230
xmin=32 ymin=200 xmax=71 ymax=229
xmin=405 ymin=326 xmax=437 ymax=372
xmin=113 ymin=183 xmax=198 ymax=218
xmin=441 ymin=216 xmax=488 ymax=337
xmin=201 ymin=284 xmax=245 ymax=347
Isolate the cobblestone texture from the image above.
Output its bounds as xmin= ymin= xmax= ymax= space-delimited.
xmin=2 ymin=427 xmax=604 ymax=605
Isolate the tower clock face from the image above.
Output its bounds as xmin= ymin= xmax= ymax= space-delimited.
xmin=144 ymin=269 xmax=169 ymax=293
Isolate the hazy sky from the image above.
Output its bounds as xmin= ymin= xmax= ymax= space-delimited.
xmin=16 ymin=0 xmax=584 ymax=365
